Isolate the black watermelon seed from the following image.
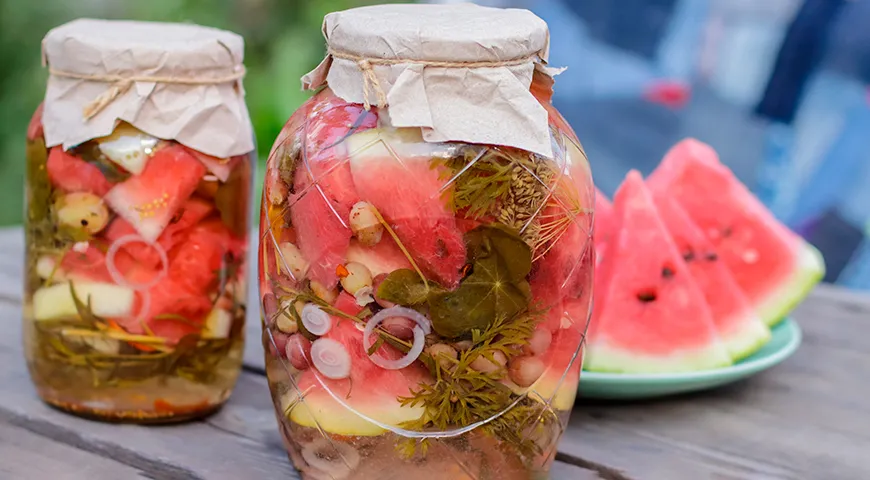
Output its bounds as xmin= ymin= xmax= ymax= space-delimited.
xmin=636 ymin=289 xmax=657 ymax=303
xmin=682 ymin=250 xmax=695 ymax=262
xmin=705 ymin=252 xmax=718 ymax=261
xmin=662 ymin=266 xmax=675 ymax=278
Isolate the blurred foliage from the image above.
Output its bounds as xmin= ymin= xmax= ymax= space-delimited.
xmin=0 ymin=0 xmax=388 ymax=226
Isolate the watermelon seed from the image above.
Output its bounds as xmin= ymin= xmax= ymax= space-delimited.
xmin=682 ymin=250 xmax=695 ymax=262
xmin=722 ymin=227 xmax=733 ymax=237
xmin=661 ymin=266 xmax=675 ymax=278
xmin=636 ymin=289 xmax=657 ymax=303
xmin=705 ymin=252 xmax=718 ymax=261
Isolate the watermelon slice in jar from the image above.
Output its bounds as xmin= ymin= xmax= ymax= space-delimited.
xmin=345 ymin=128 xmax=466 ymax=289
xmin=287 ymin=93 xmax=377 ymax=290
xmin=587 ymin=171 xmax=731 ymax=373
xmin=646 ymin=138 xmax=825 ymax=326
xmin=46 ymin=147 xmax=113 ymax=196
xmin=283 ymin=319 xmax=429 ymax=436
xmin=104 ymin=145 xmax=206 ymax=243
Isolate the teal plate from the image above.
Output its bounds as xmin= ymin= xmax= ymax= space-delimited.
xmin=577 ymin=318 xmax=802 ymax=400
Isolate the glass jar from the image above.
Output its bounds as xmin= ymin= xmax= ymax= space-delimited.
xmin=23 ymin=20 xmax=255 ymax=423
xmin=259 ymin=5 xmax=594 ymax=479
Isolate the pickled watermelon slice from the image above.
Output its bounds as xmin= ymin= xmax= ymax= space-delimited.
xmin=46 ymin=147 xmax=112 ymax=196
xmin=286 ymin=319 xmax=428 ymax=436
xmin=653 ymin=193 xmax=771 ymax=360
xmin=104 ymin=145 xmax=206 ymax=243
xmin=646 ymin=139 xmax=825 ymax=326
xmin=287 ymin=98 xmax=376 ymax=289
xmin=103 ymin=197 xmax=213 ymax=269
xmin=587 ymin=171 xmax=731 ymax=373
xmin=346 ymin=128 xmax=466 ymax=289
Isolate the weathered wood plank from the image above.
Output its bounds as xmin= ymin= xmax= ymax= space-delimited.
xmin=0 ymin=421 xmax=149 ymax=480
xmin=558 ymin=284 xmax=870 ymax=480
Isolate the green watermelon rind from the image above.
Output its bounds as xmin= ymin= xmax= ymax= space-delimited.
xmin=583 ymin=341 xmax=732 ymax=374
xmin=721 ymin=316 xmax=771 ymax=362
xmin=757 ymin=242 xmax=825 ymax=328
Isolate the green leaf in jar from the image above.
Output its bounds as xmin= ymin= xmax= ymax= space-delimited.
xmin=428 ymin=253 xmax=531 ymax=338
xmin=464 ymin=224 xmax=532 ymax=282
xmin=376 ymin=269 xmax=445 ymax=306
xmin=25 ymin=137 xmax=51 ymax=228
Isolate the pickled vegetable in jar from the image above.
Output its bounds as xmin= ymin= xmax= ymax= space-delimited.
xmin=259 ymin=4 xmax=594 ymax=479
xmin=23 ymin=19 xmax=255 ymax=423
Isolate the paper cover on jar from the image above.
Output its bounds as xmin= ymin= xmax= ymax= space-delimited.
xmin=301 ymin=3 xmax=565 ymax=159
xmin=40 ymin=18 xmax=254 ymax=158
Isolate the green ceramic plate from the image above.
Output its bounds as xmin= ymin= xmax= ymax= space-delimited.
xmin=577 ymin=318 xmax=802 ymax=400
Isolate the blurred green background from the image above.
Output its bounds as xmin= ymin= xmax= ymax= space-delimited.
xmin=0 ymin=0 xmax=386 ymax=226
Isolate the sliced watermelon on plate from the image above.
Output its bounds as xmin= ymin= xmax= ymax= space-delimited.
xmin=287 ymin=319 xmax=428 ymax=436
xmin=346 ymin=128 xmax=466 ymax=289
xmin=653 ymin=193 xmax=772 ymax=360
xmin=104 ymin=145 xmax=206 ymax=243
xmin=593 ymin=188 xmax=614 ymax=263
xmin=587 ymin=170 xmax=731 ymax=373
xmin=46 ymin=147 xmax=113 ymax=196
xmin=646 ymin=138 xmax=825 ymax=326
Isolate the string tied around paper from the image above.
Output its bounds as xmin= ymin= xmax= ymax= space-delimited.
xmin=46 ymin=67 xmax=247 ymax=120
xmin=327 ymin=48 xmax=540 ymax=111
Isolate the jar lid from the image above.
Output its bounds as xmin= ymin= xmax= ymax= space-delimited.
xmin=302 ymin=4 xmax=564 ymax=158
xmin=40 ymin=19 xmax=254 ymax=158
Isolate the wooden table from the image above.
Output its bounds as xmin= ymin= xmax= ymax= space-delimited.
xmin=1 ymin=227 xmax=867 ymax=479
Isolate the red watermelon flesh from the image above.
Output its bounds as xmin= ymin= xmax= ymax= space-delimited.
xmin=104 ymin=197 xmax=214 ymax=269
xmin=594 ymin=188 xmax=614 ymax=263
xmin=646 ymin=138 xmax=824 ymax=326
xmin=168 ymin=220 xmax=235 ymax=294
xmin=527 ymin=300 xmax=587 ymax=411
xmin=104 ymin=145 xmax=206 ymax=243
xmin=653 ymin=193 xmax=771 ymax=360
xmin=346 ymin=129 xmax=466 ymax=289
xmin=288 ymin=319 xmax=429 ymax=436
xmin=587 ymin=170 xmax=730 ymax=373
xmin=287 ymin=96 xmax=377 ymax=290
xmin=46 ymin=147 xmax=112 ymax=196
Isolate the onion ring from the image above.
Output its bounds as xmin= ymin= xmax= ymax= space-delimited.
xmin=310 ymin=338 xmax=351 ymax=379
xmin=106 ymin=234 xmax=168 ymax=291
xmin=363 ymin=306 xmax=431 ymax=370
xmin=301 ymin=303 xmax=332 ymax=335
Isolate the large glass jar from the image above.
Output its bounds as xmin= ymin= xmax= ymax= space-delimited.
xmin=23 ymin=20 xmax=255 ymax=423
xmin=259 ymin=5 xmax=594 ymax=479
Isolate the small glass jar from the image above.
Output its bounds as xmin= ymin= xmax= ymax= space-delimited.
xmin=259 ymin=4 xmax=594 ymax=479
xmin=23 ymin=19 xmax=255 ymax=423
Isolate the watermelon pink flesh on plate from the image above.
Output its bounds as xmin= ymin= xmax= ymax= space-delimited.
xmin=288 ymin=319 xmax=428 ymax=436
xmin=646 ymin=138 xmax=825 ymax=326
xmin=594 ymin=188 xmax=614 ymax=263
xmin=46 ymin=147 xmax=113 ymax=196
xmin=104 ymin=197 xmax=214 ymax=269
xmin=288 ymin=98 xmax=377 ymax=290
xmin=104 ymin=145 xmax=206 ymax=243
xmin=587 ymin=170 xmax=731 ymax=373
xmin=653 ymin=193 xmax=771 ymax=360
xmin=347 ymin=128 xmax=466 ymax=289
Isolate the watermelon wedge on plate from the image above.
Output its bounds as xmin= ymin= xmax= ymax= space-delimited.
xmin=653 ymin=193 xmax=772 ymax=360
xmin=104 ymin=145 xmax=206 ymax=243
xmin=587 ymin=170 xmax=731 ymax=373
xmin=646 ymin=139 xmax=825 ymax=326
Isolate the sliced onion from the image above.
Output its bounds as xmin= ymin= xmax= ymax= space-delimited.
xmin=310 ymin=338 xmax=351 ymax=379
xmin=363 ymin=306 xmax=431 ymax=370
xmin=301 ymin=303 xmax=332 ymax=335
xmin=106 ymin=234 xmax=168 ymax=291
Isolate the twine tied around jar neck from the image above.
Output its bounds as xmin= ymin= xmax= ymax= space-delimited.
xmin=327 ymin=48 xmax=540 ymax=111
xmin=46 ymin=67 xmax=247 ymax=120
